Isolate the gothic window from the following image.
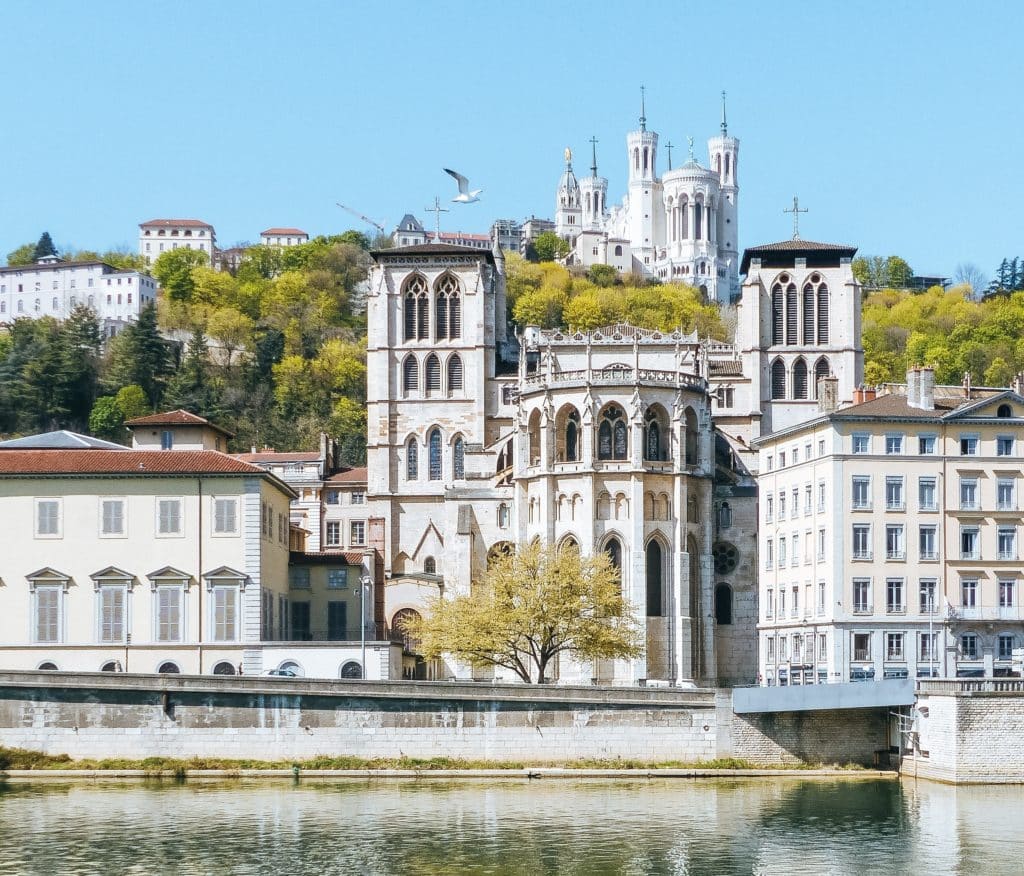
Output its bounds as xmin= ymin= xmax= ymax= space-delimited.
xmin=406 ymin=437 xmax=418 ymax=480
xmin=771 ymin=358 xmax=786 ymax=400
xmin=793 ymin=358 xmax=808 ymax=400
xmin=565 ymin=409 xmax=580 ymax=461
xmin=718 ymin=502 xmax=733 ymax=530
xmin=687 ymin=495 xmax=699 ymax=523
xmin=614 ymin=245 xmax=623 ymax=257
xmin=453 ymin=436 xmax=465 ymax=480
xmin=642 ymin=147 xmax=649 ymax=172
xmin=435 ymin=292 xmax=448 ymax=340
xmin=447 ymin=354 xmax=463 ymax=395
xmin=684 ymin=406 xmax=698 ymax=466
xmin=645 ymin=405 xmax=668 ymax=461
xmin=497 ymin=503 xmax=510 ymax=528
xmin=771 ymin=284 xmax=784 ymax=345
xmin=434 ymin=274 xmax=461 ymax=340
xmin=802 ymin=285 xmax=815 ymax=343
xmin=645 ymin=540 xmax=664 ymax=617
xmin=633 ymin=148 xmax=639 ymax=171
xmin=694 ymin=201 xmax=703 ymax=240
xmin=428 ymin=428 xmax=442 ymax=480
xmin=725 ymin=153 xmax=731 ymax=176
xmin=712 ymin=541 xmax=739 ymax=574
xmin=402 ymin=355 xmax=419 ymax=395
xmin=785 ymin=283 xmax=797 ymax=344
xmin=814 ymin=357 xmax=830 ymax=397
xmin=425 ymin=354 xmax=441 ymax=396
xmin=403 ymin=275 xmax=427 ymax=341
xmin=423 ymin=557 xmax=436 ymax=574
xmin=714 ymin=154 xmax=721 ymax=173
xmin=605 ymin=537 xmax=622 ymax=585
xmin=816 ymin=283 xmax=829 ymax=344
xmin=598 ymin=405 xmax=627 ymax=460
xmin=715 ymin=584 xmax=733 ymax=625
xmin=528 ymin=409 xmax=541 ymax=465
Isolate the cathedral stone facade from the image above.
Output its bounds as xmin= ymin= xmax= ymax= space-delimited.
xmin=556 ymin=99 xmax=740 ymax=303
xmin=363 ymin=234 xmax=863 ymax=687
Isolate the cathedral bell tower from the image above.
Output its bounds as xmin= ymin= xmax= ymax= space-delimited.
xmin=626 ymin=87 xmax=663 ymax=269
xmin=579 ymin=137 xmax=608 ymax=230
xmin=555 ymin=148 xmax=582 ymax=241
xmin=708 ymin=91 xmax=740 ymax=300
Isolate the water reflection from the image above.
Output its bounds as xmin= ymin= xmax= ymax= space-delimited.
xmin=0 ymin=777 xmax=1021 ymax=875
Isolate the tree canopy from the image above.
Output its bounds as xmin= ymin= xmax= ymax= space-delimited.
xmin=33 ymin=232 xmax=58 ymax=260
xmin=852 ymin=255 xmax=914 ymax=289
xmin=404 ymin=541 xmax=643 ymax=683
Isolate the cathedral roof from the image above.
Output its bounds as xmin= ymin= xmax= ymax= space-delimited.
xmin=740 ymin=239 xmax=858 ymax=275
xmin=371 ymin=243 xmax=495 ymax=264
xmin=559 ymin=165 xmax=579 ymax=192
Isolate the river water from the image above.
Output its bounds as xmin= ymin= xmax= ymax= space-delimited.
xmin=0 ymin=776 xmax=1020 ymax=875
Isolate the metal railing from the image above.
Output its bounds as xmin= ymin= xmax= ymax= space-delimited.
xmin=266 ymin=624 xmax=404 ymax=644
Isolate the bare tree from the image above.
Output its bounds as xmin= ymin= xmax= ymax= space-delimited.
xmin=953 ymin=263 xmax=987 ymax=299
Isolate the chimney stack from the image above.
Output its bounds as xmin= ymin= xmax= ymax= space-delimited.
xmin=963 ymin=371 xmax=972 ymax=400
xmin=907 ymin=367 xmax=922 ymax=408
xmin=920 ymin=367 xmax=935 ymax=411
xmin=818 ymin=375 xmax=839 ymax=412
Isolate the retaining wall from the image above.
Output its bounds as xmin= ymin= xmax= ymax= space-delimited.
xmin=0 ymin=672 xmax=888 ymax=765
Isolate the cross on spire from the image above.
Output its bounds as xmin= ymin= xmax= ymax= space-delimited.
xmin=783 ymin=196 xmax=808 ymax=240
xmin=687 ymin=136 xmax=694 ymax=161
xmin=721 ymin=90 xmax=728 ymax=136
xmin=424 ymin=196 xmax=449 ymax=243
xmin=589 ymin=136 xmax=599 ymax=177
xmin=665 ymin=141 xmax=674 ymax=170
xmin=639 ymin=85 xmax=646 ymax=132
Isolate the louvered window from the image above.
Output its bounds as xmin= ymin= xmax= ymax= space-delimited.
xmin=402 ymin=355 xmax=418 ymax=394
xmin=771 ymin=359 xmax=786 ymax=400
xmin=214 ymin=498 xmax=237 ymax=534
xmin=785 ymin=284 xmax=797 ymax=344
xmin=793 ymin=359 xmax=808 ymax=399
xmin=425 ymin=354 xmax=441 ymax=395
xmin=156 ymin=586 xmax=182 ymax=642
xmin=802 ymin=286 xmax=815 ymax=343
xmin=211 ymin=585 xmax=238 ymax=642
xmin=817 ymin=284 xmax=829 ymax=343
xmin=35 ymin=586 xmax=60 ymax=643
xmin=98 ymin=585 xmax=126 ymax=643
xmin=447 ymin=355 xmax=463 ymax=394
xmin=771 ymin=285 xmax=783 ymax=345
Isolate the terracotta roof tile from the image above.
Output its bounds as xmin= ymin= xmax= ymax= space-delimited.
xmin=290 ymin=550 xmax=368 ymax=566
xmin=261 ymin=227 xmax=307 ymax=236
xmin=0 ymin=449 xmax=269 ymax=476
xmin=325 ymin=467 xmax=367 ymax=484
xmin=139 ymin=219 xmax=213 ymax=228
xmin=124 ymin=409 xmax=233 ymax=436
xmin=234 ymin=451 xmax=322 ymax=464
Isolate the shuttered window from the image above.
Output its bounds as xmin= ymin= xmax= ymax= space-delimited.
xmin=35 ymin=586 xmax=60 ymax=643
xmin=211 ymin=586 xmax=238 ymax=642
xmin=100 ymin=499 xmax=124 ymax=535
xmin=158 ymin=499 xmax=182 ymax=535
xmin=36 ymin=500 xmax=60 ymax=536
xmin=156 ymin=586 xmax=182 ymax=642
xmin=785 ymin=284 xmax=797 ymax=344
xmin=771 ymin=285 xmax=783 ymax=345
xmin=425 ymin=354 xmax=441 ymax=395
xmin=213 ymin=498 xmax=238 ymax=534
xmin=98 ymin=586 xmax=126 ymax=643
xmin=447 ymin=355 xmax=463 ymax=394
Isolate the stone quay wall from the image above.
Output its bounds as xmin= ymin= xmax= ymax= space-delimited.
xmin=0 ymin=672 xmax=889 ymax=766
xmin=906 ymin=680 xmax=1024 ymax=784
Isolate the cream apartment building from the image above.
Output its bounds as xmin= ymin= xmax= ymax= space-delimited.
xmin=757 ymin=368 xmax=1024 ymax=685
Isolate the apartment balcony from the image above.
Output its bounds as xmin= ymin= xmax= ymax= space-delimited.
xmin=852 ymin=551 xmax=872 ymax=561
xmin=950 ymin=605 xmax=1024 ymax=622
xmin=886 ymin=550 xmax=906 ymax=561
xmin=919 ymin=550 xmax=938 ymax=561
xmin=886 ymin=502 xmax=905 ymax=512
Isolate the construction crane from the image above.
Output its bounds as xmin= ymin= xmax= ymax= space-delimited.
xmin=336 ymin=202 xmax=386 ymax=235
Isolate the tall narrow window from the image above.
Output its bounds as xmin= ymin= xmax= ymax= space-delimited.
xmin=793 ymin=358 xmax=808 ymax=399
xmin=447 ymin=354 xmax=463 ymax=395
xmin=101 ymin=499 xmax=125 ymax=536
xmin=157 ymin=499 xmax=182 ymax=535
xmin=403 ymin=274 xmax=427 ymax=341
xmin=566 ymin=410 xmax=580 ymax=461
xmin=816 ymin=283 xmax=829 ymax=343
xmin=428 ymin=428 xmax=442 ymax=480
xmin=98 ymin=585 xmax=127 ymax=643
xmin=771 ymin=284 xmax=784 ymax=345
xmin=425 ymin=354 xmax=441 ymax=395
xmin=435 ymin=292 xmax=448 ymax=340
xmin=598 ymin=406 xmax=628 ymax=460
xmin=406 ymin=437 xmax=418 ymax=480
xmin=211 ymin=586 xmax=238 ymax=642
xmin=402 ymin=355 xmax=418 ymax=395
xmin=213 ymin=498 xmax=238 ymax=534
xmin=417 ymin=295 xmax=428 ymax=340
xmin=156 ymin=586 xmax=183 ymax=642
xmin=802 ymin=285 xmax=815 ymax=343
xmin=785 ymin=284 xmax=797 ymax=344
xmin=404 ymin=292 xmax=416 ymax=341
xmin=771 ymin=358 xmax=786 ymax=400
xmin=645 ymin=540 xmax=663 ymax=617
xmin=453 ymin=436 xmax=465 ymax=479
xmin=605 ymin=537 xmax=622 ymax=581
xmin=813 ymin=357 xmax=830 ymax=397
xmin=34 ymin=586 xmax=61 ymax=643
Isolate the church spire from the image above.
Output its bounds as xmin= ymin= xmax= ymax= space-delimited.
xmin=589 ymin=136 xmax=598 ymax=177
xmin=721 ymin=90 xmax=728 ymax=136
xmin=639 ymin=85 xmax=646 ymax=132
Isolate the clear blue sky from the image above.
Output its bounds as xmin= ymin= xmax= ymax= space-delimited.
xmin=2 ymin=1 xmax=1021 ymax=281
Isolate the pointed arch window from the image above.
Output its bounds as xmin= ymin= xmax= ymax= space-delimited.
xmin=715 ymin=584 xmax=733 ymax=625
xmin=598 ymin=405 xmax=628 ymax=460
xmin=793 ymin=358 xmax=808 ymax=400
xmin=447 ymin=354 xmax=463 ymax=395
xmin=425 ymin=354 xmax=441 ymax=396
xmin=565 ymin=410 xmax=580 ymax=462
xmin=435 ymin=274 xmax=461 ymax=340
xmin=645 ymin=406 xmax=667 ymax=461
xmin=771 ymin=358 xmax=786 ymax=400
xmin=645 ymin=540 xmax=664 ymax=617
xmin=403 ymin=275 xmax=427 ymax=341
xmin=402 ymin=355 xmax=419 ymax=395
xmin=428 ymin=428 xmax=442 ymax=481
xmin=771 ymin=284 xmax=784 ymax=345
xmin=814 ymin=357 xmax=830 ymax=397
xmin=406 ymin=437 xmax=418 ymax=480
xmin=605 ymin=537 xmax=623 ymax=587
xmin=453 ymin=436 xmax=465 ymax=480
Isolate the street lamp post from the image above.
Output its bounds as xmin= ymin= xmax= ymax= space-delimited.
xmin=355 ymin=576 xmax=371 ymax=678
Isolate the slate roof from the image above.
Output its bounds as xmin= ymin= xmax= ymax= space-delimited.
xmin=740 ymin=239 xmax=858 ymax=274
xmin=0 ymin=431 xmax=127 ymax=450
xmin=371 ymin=243 xmax=495 ymax=263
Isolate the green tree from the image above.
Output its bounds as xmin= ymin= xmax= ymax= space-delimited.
xmin=105 ymin=303 xmax=170 ymax=405
xmin=33 ymin=231 xmax=58 ymax=260
xmin=528 ymin=231 xmax=570 ymax=262
xmin=587 ymin=263 xmax=619 ymax=287
xmin=335 ymin=230 xmax=372 ymax=250
xmin=329 ymin=396 xmax=368 ymax=466
xmin=115 ymin=384 xmax=151 ymax=420
xmin=404 ymin=541 xmax=643 ymax=684
xmin=6 ymin=242 xmax=35 ymax=266
xmin=88 ymin=396 xmax=125 ymax=441
xmin=152 ymin=247 xmax=209 ymax=302
xmin=207 ymin=308 xmax=255 ymax=366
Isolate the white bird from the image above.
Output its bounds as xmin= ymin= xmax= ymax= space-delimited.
xmin=444 ymin=168 xmax=483 ymax=203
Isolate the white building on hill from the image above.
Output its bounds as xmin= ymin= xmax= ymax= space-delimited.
xmin=139 ymin=218 xmax=216 ymax=267
xmin=260 ymin=228 xmax=309 ymax=247
xmin=0 ymin=255 xmax=157 ymax=335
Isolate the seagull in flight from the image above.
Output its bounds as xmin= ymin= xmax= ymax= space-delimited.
xmin=444 ymin=168 xmax=483 ymax=203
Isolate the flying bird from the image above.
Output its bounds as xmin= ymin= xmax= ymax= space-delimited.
xmin=444 ymin=168 xmax=483 ymax=203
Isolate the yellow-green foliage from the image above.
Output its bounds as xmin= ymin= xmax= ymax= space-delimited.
xmin=862 ymin=284 xmax=1024 ymax=386
xmin=505 ymin=256 xmax=726 ymax=338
